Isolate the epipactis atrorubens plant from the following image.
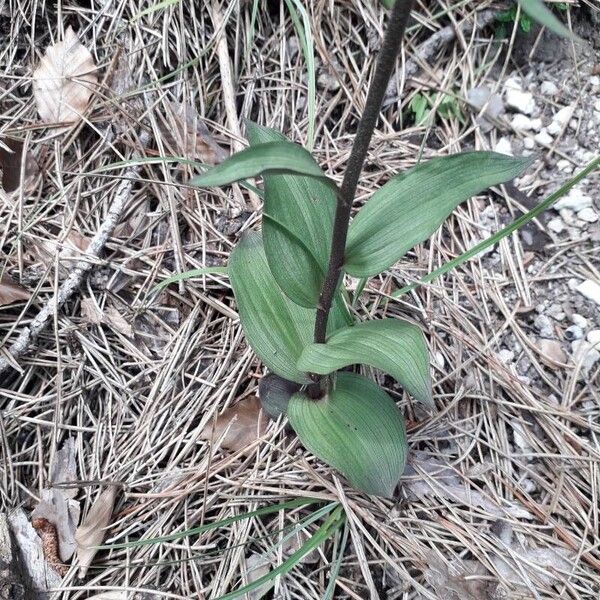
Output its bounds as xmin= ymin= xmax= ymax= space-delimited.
xmin=192 ymin=0 xmax=533 ymax=498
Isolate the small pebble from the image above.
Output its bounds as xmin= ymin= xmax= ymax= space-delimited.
xmin=498 ymin=349 xmax=515 ymax=364
xmin=547 ymin=217 xmax=565 ymax=234
xmin=534 ymin=314 xmax=554 ymax=339
xmin=577 ymin=207 xmax=598 ymax=223
xmin=571 ymin=314 xmax=588 ymax=328
xmin=505 ymin=89 xmax=536 ymax=114
xmin=554 ymin=105 xmax=575 ymax=126
xmin=523 ymin=137 xmax=535 ymax=150
xmin=588 ymin=330 xmax=600 ymax=346
xmin=576 ymin=280 xmax=600 ymax=306
xmin=540 ymin=81 xmax=558 ymax=96
xmin=494 ymin=137 xmax=513 ymax=156
xmin=556 ymin=159 xmax=572 ymax=172
xmin=555 ymin=188 xmax=593 ymax=211
xmin=547 ymin=120 xmax=562 ymax=136
xmin=529 ymin=117 xmax=542 ymax=131
xmin=535 ymin=130 xmax=553 ymax=145
xmin=511 ymin=114 xmax=534 ymax=131
xmin=546 ymin=304 xmax=565 ymax=321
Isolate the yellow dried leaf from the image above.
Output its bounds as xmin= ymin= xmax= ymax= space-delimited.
xmin=33 ymin=27 xmax=98 ymax=127
xmin=200 ymin=396 xmax=269 ymax=454
xmin=74 ymin=486 xmax=117 ymax=578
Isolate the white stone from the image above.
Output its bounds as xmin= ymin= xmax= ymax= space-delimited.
xmin=523 ymin=137 xmax=535 ymax=149
xmin=594 ymin=99 xmax=600 ymax=112
xmin=505 ymin=88 xmax=536 ymax=115
xmin=554 ymin=188 xmax=593 ymax=211
xmin=498 ymin=349 xmax=515 ymax=364
xmin=511 ymin=113 xmax=533 ymax=131
xmin=554 ymin=105 xmax=575 ymax=126
xmin=504 ymin=77 xmax=522 ymax=92
xmin=591 ymin=76 xmax=600 ymax=86
xmin=534 ymin=130 xmax=553 ymax=145
xmin=571 ymin=314 xmax=588 ymax=328
xmin=547 ymin=304 xmax=566 ymax=321
xmin=577 ymin=207 xmax=598 ymax=223
xmin=494 ymin=137 xmax=513 ymax=156
xmin=557 ymin=159 xmax=573 ymax=173
xmin=540 ymin=81 xmax=558 ymax=96
xmin=547 ymin=120 xmax=562 ymax=136
xmin=565 ymin=325 xmax=583 ymax=341
xmin=547 ymin=217 xmax=565 ymax=234
xmin=529 ymin=117 xmax=543 ymax=131
xmin=588 ymin=330 xmax=600 ymax=346
xmin=534 ymin=314 xmax=554 ymax=339
xmin=576 ymin=279 xmax=600 ymax=306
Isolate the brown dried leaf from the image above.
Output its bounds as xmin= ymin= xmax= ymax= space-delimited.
xmin=33 ymin=27 xmax=98 ymax=127
xmin=200 ymin=396 xmax=269 ymax=454
xmin=80 ymin=299 xmax=134 ymax=337
xmin=424 ymin=554 xmax=493 ymax=600
xmin=158 ymin=101 xmax=228 ymax=165
xmin=0 ymin=274 xmax=31 ymax=306
xmin=75 ymin=486 xmax=118 ymax=578
xmin=0 ymin=137 xmax=39 ymax=193
xmin=29 ymin=231 xmax=91 ymax=276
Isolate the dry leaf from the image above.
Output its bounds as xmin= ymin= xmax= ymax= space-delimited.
xmin=0 ymin=274 xmax=31 ymax=306
xmin=33 ymin=26 xmax=98 ymax=128
xmin=0 ymin=137 xmax=39 ymax=193
xmin=402 ymin=452 xmax=532 ymax=519
xmin=492 ymin=523 xmax=572 ymax=589
xmin=27 ymin=230 xmax=91 ymax=279
xmin=8 ymin=509 xmax=63 ymax=590
xmin=80 ymin=299 xmax=134 ymax=337
xmin=244 ymin=553 xmax=271 ymax=600
xmin=75 ymin=486 xmax=118 ymax=578
xmin=31 ymin=438 xmax=80 ymax=561
xmin=158 ymin=101 xmax=228 ymax=165
xmin=200 ymin=396 xmax=269 ymax=454
xmin=424 ymin=554 xmax=493 ymax=600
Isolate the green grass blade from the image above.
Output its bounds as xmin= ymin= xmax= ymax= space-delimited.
xmin=213 ymin=505 xmax=345 ymax=600
xmin=394 ymin=156 xmax=600 ymax=296
xmin=99 ymin=497 xmax=320 ymax=550
xmin=150 ymin=266 xmax=229 ymax=295
xmin=517 ymin=0 xmax=578 ymax=40
xmin=323 ymin=520 xmax=349 ymax=600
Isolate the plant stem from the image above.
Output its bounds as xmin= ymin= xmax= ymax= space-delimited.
xmin=313 ymin=0 xmax=415 ymax=344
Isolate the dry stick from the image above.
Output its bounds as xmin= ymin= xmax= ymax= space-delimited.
xmin=313 ymin=0 xmax=415 ymax=345
xmin=0 ymin=132 xmax=150 ymax=376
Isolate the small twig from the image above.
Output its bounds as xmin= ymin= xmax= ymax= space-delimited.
xmin=0 ymin=132 xmax=150 ymax=376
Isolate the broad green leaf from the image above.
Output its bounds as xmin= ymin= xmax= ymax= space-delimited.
xmin=246 ymin=121 xmax=337 ymax=308
xmin=394 ymin=156 xmax=600 ymax=296
xmin=229 ymin=231 xmax=314 ymax=384
xmin=229 ymin=231 xmax=349 ymax=384
xmin=517 ymin=0 xmax=577 ymax=40
xmin=345 ymin=152 xmax=532 ymax=277
xmin=190 ymin=141 xmax=336 ymax=191
xmin=297 ymin=319 xmax=432 ymax=408
xmin=288 ymin=372 xmax=407 ymax=497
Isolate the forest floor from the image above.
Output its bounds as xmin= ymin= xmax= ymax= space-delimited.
xmin=1 ymin=0 xmax=599 ymax=598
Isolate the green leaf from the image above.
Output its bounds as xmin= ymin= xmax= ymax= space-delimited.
xmin=229 ymin=231 xmax=349 ymax=384
xmin=517 ymin=0 xmax=578 ymax=40
xmin=190 ymin=141 xmax=336 ymax=191
xmin=229 ymin=231 xmax=314 ymax=384
xmin=297 ymin=319 xmax=432 ymax=408
xmin=345 ymin=152 xmax=532 ymax=277
xmin=394 ymin=156 xmax=600 ymax=296
xmin=288 ymin=372 xmax=407 ymax=497
xmin=246 ymin=121 xmax=338 ymax=308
